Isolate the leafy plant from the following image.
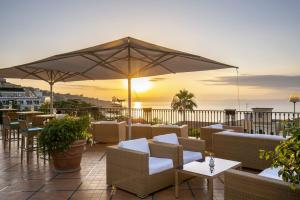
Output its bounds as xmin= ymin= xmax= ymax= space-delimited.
xmin=39 ymin=116 xmax=92 ymax=155
xmin=259 ymin=121 xmax=300 ymax=190
xmin=151 ymin=117 xmax=163 ymax=125
xmin=171 ymin=89 xmax=197 ymax=122
xmin=189 ymin=128 xmax=201 ymax=138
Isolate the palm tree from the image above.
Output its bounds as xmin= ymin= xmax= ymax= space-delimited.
xmin=171 ymin=89 xmax=197 ymax=122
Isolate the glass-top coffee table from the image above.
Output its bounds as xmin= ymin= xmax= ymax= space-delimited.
xmin=175 ymin=157 xmax=242 ymax=200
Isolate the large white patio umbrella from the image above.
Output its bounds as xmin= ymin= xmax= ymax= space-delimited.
xmin=0 ymin=37 xmax=238 ymax=138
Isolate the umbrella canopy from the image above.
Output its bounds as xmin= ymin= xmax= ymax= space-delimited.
xmin=0 ymin=37 xmax=238 ymax=138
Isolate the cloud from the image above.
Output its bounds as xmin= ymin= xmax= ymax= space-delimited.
xmin=56 ymin=84 xmax=123 ymax=91
xmin=201 ymin=75 xmax=300 ymax=89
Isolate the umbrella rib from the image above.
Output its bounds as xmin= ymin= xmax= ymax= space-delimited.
xmin=81 ymin=55 xmax=126 ymax=77
xmin=133 ymin=46 xmax=237 ymax=69
xmin=90 ymin=53 xmax=125 ymax=74
xmin=125 ymin=56 xmax=152 ymax=64
xmin=131 ymin=48 xmax=176 ymax=75
xmin=87 ymin=53 xmax=127 ymax=76
xmin=54 ymin=45 xmax=127 ymax=58
xmin=139 ymin=55 xmax=177 ymax=74
xmin=21 ymin=68 xmax=45 ymax=79
xmin=54 ymin=71 xmax=77 ymax=82
xmin=16 ymin=67 xmax=49 ymax=82
xmin=175 ymin=54 xmax=238 ymax=68
xmin=80 ymin=47 xmax=126 ymax=74
xmin=12 ymin=46 xmax=127 ymax=69
xmin=58 ymin=71 xmax=94 ymax=82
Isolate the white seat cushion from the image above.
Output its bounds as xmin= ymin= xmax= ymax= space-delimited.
xmin=149 ymin=157 xmax=173 ymax=175
xmin=153 ymin=133 xmax=179 ymax=145
xmin=259 ymin=167 xmax=282 ymax=181
xmin=183 ymin=150 xmax=203 ymax=164
xmin=210 ymin=124 xmax=223 ymax=129
xmin=118 ymin=138 xmax=150 ymax=154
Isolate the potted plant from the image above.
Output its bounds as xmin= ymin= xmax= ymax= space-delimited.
xmin=260 ymin=120 xmax=300 ymax=190
xmin=39 ymin=115 xmax=91 ymax=173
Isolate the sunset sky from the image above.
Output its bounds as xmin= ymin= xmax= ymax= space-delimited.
xmin=0 ymin=0 xmax=299 ymax=111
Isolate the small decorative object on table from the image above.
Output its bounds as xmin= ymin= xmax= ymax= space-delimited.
xmin=209 ymin=154 xmax=215 ymax=173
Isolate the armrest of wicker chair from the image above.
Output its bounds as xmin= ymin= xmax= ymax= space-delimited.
xmin=200 ymin=127 xmax=224 ymax=152
xmin=224 ymin=169 xmax=300 ymax=200
xmin=117 ymin=121 xmax=126 ymax=141
xmin=179 ymin=125 xmax=188 ymax=138
xmin=178 ymin=137 xmax=205 ymax=155
xmin=149 ymin=142 xmax=182 ymax=168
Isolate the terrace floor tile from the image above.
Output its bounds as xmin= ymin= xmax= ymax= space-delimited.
xmin=0 ymin=136 xmax=260 ymax=200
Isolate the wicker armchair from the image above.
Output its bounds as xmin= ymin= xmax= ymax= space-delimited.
xmin=224 ymin=169 xmax=300 ymax=200
xmin=200 ymin=124 xmax=244 ymax=152
xmin=151 ymin=124 xmax=188 ymax=138
xmin=106 ymin=141 xmax=180 ymax=197
xmin=126 ymin=124 xmax=152 ymax=139
xmin=91 ymin=121 xmax=126 ymax=143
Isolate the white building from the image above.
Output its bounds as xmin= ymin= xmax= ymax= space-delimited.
xmin=0 ymin=78 xmax=43 ymax=110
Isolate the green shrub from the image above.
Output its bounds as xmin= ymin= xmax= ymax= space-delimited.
xmin=259 ymin=121 xmax=300 ymax=190
xmin=39 ymin=116 xmax=91 ymax=155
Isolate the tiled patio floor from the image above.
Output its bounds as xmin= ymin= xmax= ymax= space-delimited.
xmin=0 ymin=140 xmax=227 ymax=200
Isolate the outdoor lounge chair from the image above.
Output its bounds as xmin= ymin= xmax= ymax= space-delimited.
xmin=200 ymin=124 xmax=244 ymax=152
xmin=224 ymin=169 xmax=300 ymax=200
xmin=91 ymin=121 xmax=126 ymax=143
xmin=151 ymin=124 xmax=188 ymax=138
xmin=126 ymin=123 xmax=152 ymax=139
xmin=106 ymin=138 xmax=180 ymax=198
xmin=152 ymin=133 xmax=205 ymax=165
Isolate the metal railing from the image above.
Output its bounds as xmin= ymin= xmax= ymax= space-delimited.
xmin=51 ymin=107 xmax=300 ymax=136
xmin=96 ymin=108 xmax=300 ymax=135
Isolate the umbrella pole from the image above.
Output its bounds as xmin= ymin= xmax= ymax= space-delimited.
xmin=49 ymin=82 xmax=54 ymax=114
xmin=128 ymin=77 xmax=132 ymax=139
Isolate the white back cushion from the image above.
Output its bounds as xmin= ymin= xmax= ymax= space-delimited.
xmin=183 ymin=150 xmax=203 ymax=164
xmin=210 ymin=124 xmax=223 ymax=129
xmin=153 ymin=133 xmax=179 ymax=145
xmin=118 ymin=138 xmax=150 ymax=154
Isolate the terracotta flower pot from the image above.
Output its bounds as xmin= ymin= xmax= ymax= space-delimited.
xmin=52 ymin=139 xmax=86 ymax=173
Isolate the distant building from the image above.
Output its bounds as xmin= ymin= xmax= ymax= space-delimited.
xmin=244 ymin=107 xmax=279 ymax=134
xmin=0 ymin=78 xmax=43 ymax=110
